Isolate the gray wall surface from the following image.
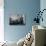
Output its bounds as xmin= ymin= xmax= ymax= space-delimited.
xmin=4 ymin=0 xmax=40 ymax=42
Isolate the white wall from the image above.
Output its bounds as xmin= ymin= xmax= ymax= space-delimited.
xmin=0 ymin=0 xmax=4 ymax=42
xmin=40 ymin=0 xmax=46 ymax=26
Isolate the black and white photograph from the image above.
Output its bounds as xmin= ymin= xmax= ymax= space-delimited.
xmin=9 ymin=15 xmax=26 ymax=25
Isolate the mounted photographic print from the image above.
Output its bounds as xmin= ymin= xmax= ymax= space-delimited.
xmin=9 ymin=15 xmax=26 ymax=25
